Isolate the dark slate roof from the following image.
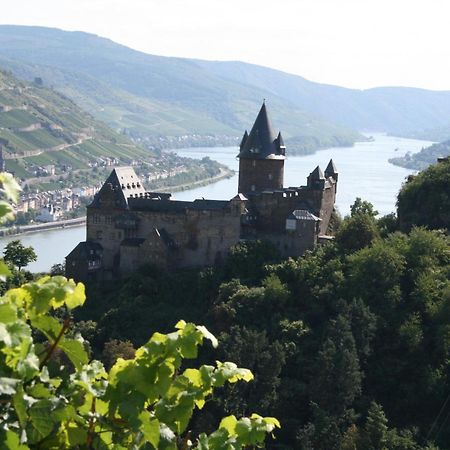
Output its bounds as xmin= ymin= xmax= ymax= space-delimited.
xmin=237 ymin=103 xmax=286 ymax=160
xmin=240 ymin=130 xmax=249 ymax=148
xmin=66 ymin=241 xmax=103 ymax=260
xmin=325 ymin=159 xmax=338 ymax=176
xmin=89 ymin=167 xmax=146 ymax=209
xmin=289 ymin=210 xmax=321 ymax=221
xmin=276 ymin=132 xmax=285 ymax=149
xmin=309 ymin=166 xmax=325 ymax=180
xmin=128 ymin=197 xmax=230 ymax=213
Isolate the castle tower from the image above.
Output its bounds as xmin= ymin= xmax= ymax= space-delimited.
xmin=307 ymin=165 xmax=325 ymax=190
xmin=237 ymin=102 xmax=286 ymax=194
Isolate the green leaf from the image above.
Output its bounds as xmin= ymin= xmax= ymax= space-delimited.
xmin=0 ymin=201 xmax=15 ymax=223
xmin=28 ymin=383 xmax=51 ymax=399
xmin=59 ymin=338 xmax=88 ymax=370
xmin=0 ymin=260 xmax=11 ymax=281
xmin=64 ymin=281 xmax=85 ymax=310
xmin=219 ymin=415 xmax=237 ymax=435
xmin=67 ymin=427 xmax=88 ymax=446
xmin=139 ymin=411 xmax=160 ymax=448
xmin=196 ymin=325 xmax=218 ymax=348
xmin=0 ymin=172 xmax=21 ymax=203
xmin=52 ymin=404 xmax=76 ymax=422
xmin=13 ymin=386 xmax=28 ymax=428
xmin=0 ymin=377 xmax=19 ymax=395
xmin=29 ymin=399 xmax=54 ymax=438
xmin=0 ymin=302 xmax=17 ymax=323
xmin=0 ymin=323 xmax=11 ymax=346
xmin=31 ymin=315 xmax=61 ymax=341
xmin=1 ymin=430 xmax=29 ymax=450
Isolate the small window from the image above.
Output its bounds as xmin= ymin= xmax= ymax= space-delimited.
xmin=268 ymin=173 xmax=273 ymax=180
xmin=252 ymin=160 xmax=256 ymax=168
xmin=251 ymin=185 xmax=256 ymax=191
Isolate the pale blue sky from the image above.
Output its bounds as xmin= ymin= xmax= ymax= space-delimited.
xmin=2 ymin=0 xmax=450 ymax=90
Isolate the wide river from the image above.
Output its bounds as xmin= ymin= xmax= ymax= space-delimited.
xmin=0 ymin=133 xmax=433 ymax=272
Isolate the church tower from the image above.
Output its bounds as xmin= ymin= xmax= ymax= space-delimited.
xmin=237 ymin=102 xmax=286 ymax=194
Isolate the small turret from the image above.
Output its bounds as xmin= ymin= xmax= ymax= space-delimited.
xmin=307 ymin=165 xmax=325 ymax=190
xmin=240 ymin=130 xmax=249 ymax=149
xmin=325 ymin=159 xmax=338 ymax=181
xmin=275 ymin=132 xmax=286 ymax=156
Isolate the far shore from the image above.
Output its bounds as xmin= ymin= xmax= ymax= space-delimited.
xmin=0 ymin=216 xmax=86 ymax=238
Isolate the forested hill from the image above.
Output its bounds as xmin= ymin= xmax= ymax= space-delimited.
xmin=0 ymin=70 xmax=153 ymax=183
xmin=389 ymin=140 xmax=450 ymax=170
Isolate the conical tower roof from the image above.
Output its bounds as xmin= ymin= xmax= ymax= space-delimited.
xmin=325 ymin=159 xmax=338 ymax=176
xmin=238 ymin=102 xmax=286 ymax=160
xmin=309 ymin=165 xmax=325 ymax=180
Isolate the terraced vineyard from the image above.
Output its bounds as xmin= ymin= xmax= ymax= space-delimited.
xmin=0 ymin=70 xmax=154 ymax=185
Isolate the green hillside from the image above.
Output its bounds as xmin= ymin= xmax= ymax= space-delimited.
xmin=389 ymin=140 xmax=450 ymax=170
xmin=0 ymin=70 xmax=154 ymax=184
xmin=0 ymin=26 xmax=364 ymax=154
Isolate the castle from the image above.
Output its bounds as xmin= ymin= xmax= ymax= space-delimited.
xmin=66 ymin=103 xmax=338 ymax=282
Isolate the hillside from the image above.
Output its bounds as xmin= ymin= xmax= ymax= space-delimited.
xmin=0 ymin=70 xmax=157 ymax=185
xmin=0 ymin=26 xmax=365 ymax=154
xmin=389 ymin=140 xmax=450 ymax=170
xmin=196 ymin=60 xmax=450 ymax=134
xmin=394 ymin=123 xmax=450 ymax=142
xmin=0 ymin=26 xmax=449 ymax=143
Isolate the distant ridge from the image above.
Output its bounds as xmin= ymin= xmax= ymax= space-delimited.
xmin=0 ymin=25 xmax=363 ymax=154
xmin=1 ymin=25 xmax=450 ymax=152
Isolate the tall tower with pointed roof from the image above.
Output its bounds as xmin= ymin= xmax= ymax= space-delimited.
xmin=237 ymin=102 xmax=286 ymax=194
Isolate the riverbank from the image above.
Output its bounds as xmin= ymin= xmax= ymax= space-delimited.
xmin=0 ymin=216 xmax=86 ymax=237
xmin=155 ymin=167 xmax=234 ymax=193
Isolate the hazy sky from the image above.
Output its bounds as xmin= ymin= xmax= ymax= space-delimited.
xmin=2 ymin=0 xmax=450 ymax=90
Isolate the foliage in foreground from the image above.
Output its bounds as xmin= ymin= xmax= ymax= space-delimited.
xmin=0 ymin=277 xmax=279 ymax=448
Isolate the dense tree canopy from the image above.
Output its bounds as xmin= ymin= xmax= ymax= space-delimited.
xmin=75 ymin=220 xmax=449 ymax=449
xmin=397 ymin=158 xmax=450 ymax=231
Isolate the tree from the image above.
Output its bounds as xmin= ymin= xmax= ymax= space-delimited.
xmin=310 ymin=315 xmax=362 ymax=418
xmin=102 ymin=338 xmax=136 ymax=370
xmin=364 ymin=402 xmax=388 ymax=450
xmin=350 ymin=198 xmax=378 ymax=218
xmin=397 ymin=158 xmax=450 ymax=231
xmin=335 ymin=213 xmax=380 ymax=253
xmin=3 ymin=239 xmax=37 ymax=271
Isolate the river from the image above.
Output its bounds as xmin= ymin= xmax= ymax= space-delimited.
xmin=0 ymin=133 xmax=433 ymax=272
